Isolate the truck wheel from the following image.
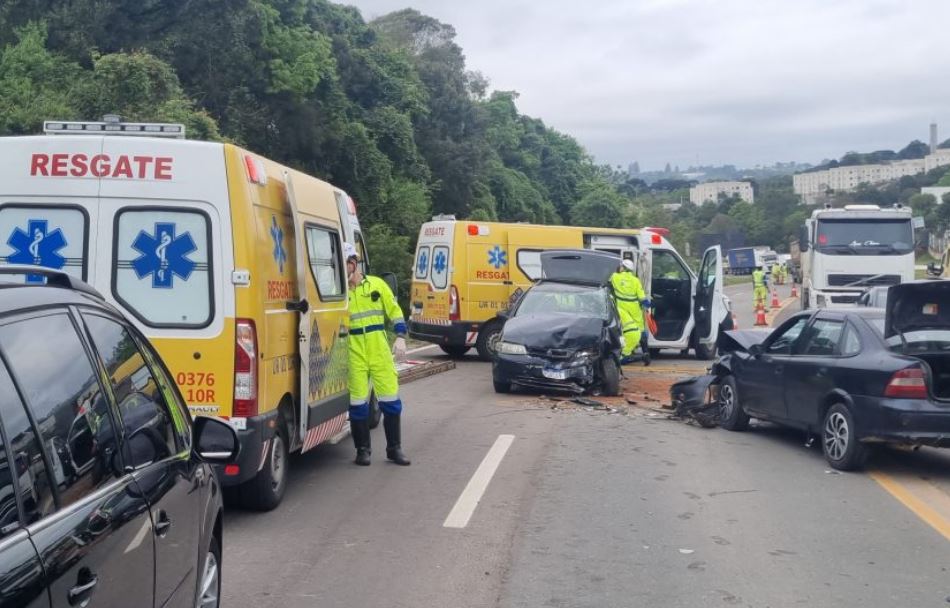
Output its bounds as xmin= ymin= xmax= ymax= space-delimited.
xmin=476 ymin=321 xmax=504 ymax=361
xmin=239 ymin=416 xmax=289 ymax=511
xmin=601 ymin=358 xmax=621 ymax=396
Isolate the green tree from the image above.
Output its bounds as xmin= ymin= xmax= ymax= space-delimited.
xmin=570 ymin=185 xmax=626 ymax=228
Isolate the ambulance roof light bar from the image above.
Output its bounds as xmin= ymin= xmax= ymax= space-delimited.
xmin=44 ymin=116 xmax=186 ymax=139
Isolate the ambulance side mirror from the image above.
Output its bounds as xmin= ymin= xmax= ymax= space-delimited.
xmin=381 ymin=272 xmax=398 ymax=295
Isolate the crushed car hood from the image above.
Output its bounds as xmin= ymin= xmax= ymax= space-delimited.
xmin=502 ymin=313 xmax=604 ymax=350
xmin=885 ymin=280 xmax=950 ymax=337
xmin=718 ymin=329 xmax=772 ymax=353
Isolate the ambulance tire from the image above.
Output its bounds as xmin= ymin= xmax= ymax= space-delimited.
xmin=476 ymin=321 xmax=504 ymax=361
xmin=368 ymin=392 xmax=381 ymax=430
xmin=239 ymin=416 xmax=289 ymax=512
xmin=440 ymin=345 xmax=471 ymax=358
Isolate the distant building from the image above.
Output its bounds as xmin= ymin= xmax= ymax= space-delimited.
xmin=689 ymin=181 xmax=754 ymax=205
xmin=793 ymin=151 xmax=950 ymax=205
xmin=661 ymin=203 xmax=683 ymax=212
xmin=921 ymin=186 xmax=950 ymax=202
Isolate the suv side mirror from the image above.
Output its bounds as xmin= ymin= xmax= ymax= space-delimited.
xmin=381 ymin=272 xmax=398 ymax=295
xmin=192 ymin=417 xmax=240 ymax=464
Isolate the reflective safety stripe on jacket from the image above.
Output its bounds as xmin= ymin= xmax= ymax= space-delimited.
xmin=347 ymin=275 xmax=406 ymax=420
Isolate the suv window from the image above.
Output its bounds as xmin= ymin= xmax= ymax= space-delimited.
xmin=0 ymin=205 xmax=88 ymax=283
xmin=113 ymin=208 xmax=212 ymax=327
xmin=0 ymin=314 xmax=120 ymax=513
xmin=82 ymin=315 xmax=184 ymax=468
xmin=0 ymin=363 xmax=47 ymax=533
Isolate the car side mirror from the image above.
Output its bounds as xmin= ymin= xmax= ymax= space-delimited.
xmin=799 ymin=226 xmax=809 ymax=252
xmin=927 ymin=262 xmax=942 ymax=277
xmin=381 ymin=272 xmax=398 ymax=295
xmin=749 ymin=344 xmax=764 ymax=357
xmin=192 ymin=417 xmax=240 ymax=464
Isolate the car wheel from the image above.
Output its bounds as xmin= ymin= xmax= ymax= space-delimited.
xmin=476 ymin=321 xmax=504 ymax=361
xmin=493 ymin=378 xmax=511 ymax=393
xmin=240 ymin=416 xmax=289 ymax=511
xmin=717 ymin=375 xmax=749 ymax=431
xmin=440 ymin=345 xmax=471 ymax=358
xmin=601 ymin=358 xmax=621 ymax=396
xmin=822 ymin=403 xmax=867 ymax=471
xmin=197 ymin=533 xmax=222 ymax=608
xmin=368 ymin=392 xmax=381 ymax=430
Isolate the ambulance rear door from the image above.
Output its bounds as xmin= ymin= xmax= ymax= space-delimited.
xmin=0 ymin=136 xmax=101 ymax=285
xmin=410 ymin=221 xmax=453 ymax=323
xmin=693 ymin=245 xmax=726 ymax=344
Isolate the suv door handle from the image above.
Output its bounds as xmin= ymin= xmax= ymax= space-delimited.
xmin=68 ymin=571 xmax=98 ymax=606
xmin=154 ymin=511 xmax=172 ymax=537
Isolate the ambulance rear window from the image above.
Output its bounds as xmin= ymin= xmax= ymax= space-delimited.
xmin=415 ymin=246 xmax=430 ymax=280
xmin=431 ymin=246 xmax=449 ymax=289
xmin=0 ymin=205 xmax=88 ymax=283
xmin=113 ymin=208 xmax=213 ymax=328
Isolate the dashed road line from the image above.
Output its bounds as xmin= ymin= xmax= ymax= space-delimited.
xmin=443 ymin=434 xmax=516 ymax=529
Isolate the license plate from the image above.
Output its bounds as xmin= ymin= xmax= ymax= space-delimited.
xmin=542 ymin=368 xmax=570 ymax=380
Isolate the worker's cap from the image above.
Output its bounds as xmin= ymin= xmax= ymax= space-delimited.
xmin=343 ymin=242 xmax=360 ymax=261
xmin=621 ymin=259 xmax=635 ymax=271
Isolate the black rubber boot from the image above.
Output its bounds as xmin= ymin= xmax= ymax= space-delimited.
xmin=383 ymin=415 xmax=411 ymax=466
xmin=351 ymin=419 xmax=371 ymax=466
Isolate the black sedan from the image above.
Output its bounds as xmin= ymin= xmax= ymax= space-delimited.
xmin=713 ymin=280 xmax=950 ymax=470
xmin=492 ymin=251 xmax=625 ymax=396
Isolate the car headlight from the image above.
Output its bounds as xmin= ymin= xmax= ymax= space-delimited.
xmin=572 ymin=348 xmax=599 ymax=363
xmin=496 ymin=341 xmax=528 ymax=355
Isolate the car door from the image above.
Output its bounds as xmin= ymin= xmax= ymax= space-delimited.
xmin=0 ymin=311 xmax=155 ymax=608
xmin=737 ymin=315 xmax=811 ymax=419
xmin=0 ymin=362 xmax=49 ymax=608
xmin=80 ymin=312 xmax=202 ymax=608
xmin=784 ymin=317 xmax=847 ymax=428
xmin=693 ymin=246 xmax=725 ymax=344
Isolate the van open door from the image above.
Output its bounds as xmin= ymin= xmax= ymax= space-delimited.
xmin=694 ymin=245 xmax=725 ymax=345
xmin=284 ymin=171 xmax=311 ymax=445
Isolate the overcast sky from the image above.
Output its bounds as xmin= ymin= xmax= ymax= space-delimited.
xmin=344 ymin=0 xmax=950 ymax=171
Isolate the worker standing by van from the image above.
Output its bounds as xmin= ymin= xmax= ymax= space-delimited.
xmin=610 ymin=260 xmax=652 ymax=364
xmin=753 ymin=267 xmax=768 ymax=308
xmin=345 ymin=243 xmax=411 ymax=467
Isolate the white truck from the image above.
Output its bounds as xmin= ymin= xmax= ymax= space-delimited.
xmin=799 ymin=204 xmax=915 ymax=308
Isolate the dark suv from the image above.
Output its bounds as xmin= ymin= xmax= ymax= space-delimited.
xmin=0 ymin=268 xmax=238 ymax=608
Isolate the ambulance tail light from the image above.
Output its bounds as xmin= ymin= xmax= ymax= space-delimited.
xmin=449 ymin=285 xmax=460 ymax=321
xmin=233 ymin=319 xmax=258 ymax=417
xmin=243 ymin=154 xmax=268 ymax=186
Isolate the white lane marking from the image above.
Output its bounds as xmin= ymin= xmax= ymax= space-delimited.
xmin=443 ymin=434 xmax=516 ymax=529
xmin=408 ymin=344 xmax=438 ymax=355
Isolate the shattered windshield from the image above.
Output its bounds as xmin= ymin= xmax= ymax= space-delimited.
xmin=515 ymin=285 xmax=609 ymax=319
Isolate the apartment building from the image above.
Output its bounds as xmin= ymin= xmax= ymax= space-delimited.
xmin=689 ymin=180 xmax=754 ymax=205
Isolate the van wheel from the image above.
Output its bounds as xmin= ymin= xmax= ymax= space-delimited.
xmin=476 ymin=321 xmax=504 ymax=361
xmin=601 ymin=358 xmax=621 ymax=396
xmin=239 ymin=416 xmax=289 ymax=511
xmin=439 ymin=345 xmax=471 ymax=358
xmin=368 ymin=392 xmax=381 ymax=430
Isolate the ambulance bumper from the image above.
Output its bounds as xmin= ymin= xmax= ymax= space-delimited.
xmin=409 ymin=319 xmax=475 ymax=347
xmin=214 ymin=410 xmax=278 ymax=486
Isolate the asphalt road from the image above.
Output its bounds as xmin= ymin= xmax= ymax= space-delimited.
xmin=222 ymin=356 xmax=950 ymax=608
xmin=725 ymin=279 xmax=799 ymax=329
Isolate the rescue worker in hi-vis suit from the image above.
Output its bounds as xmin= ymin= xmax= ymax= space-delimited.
xmin=610 ymin=259 xmax=652 ymax=365
xmin=344 ymin=243 xmax=411 ymax=467
xmin=752 ymin=267 xmax=768 ymax=309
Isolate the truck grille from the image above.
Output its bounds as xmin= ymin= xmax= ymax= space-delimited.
xmin=827 ymin=274 xmax=900 ymax=287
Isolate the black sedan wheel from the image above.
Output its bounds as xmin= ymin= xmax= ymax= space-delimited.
xmin=601 ymin=358 xmax=621 ymax=396
xmin=822 ymin=403 xmax=867 ymax=471
xmin=717 ymin=375 xmax=749 ymax=431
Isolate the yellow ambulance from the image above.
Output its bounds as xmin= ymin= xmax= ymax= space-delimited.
xmin=409 ymin=217 xmax=731 ymax=360
xmin=0 ymin=117 xmax=373 ymax=510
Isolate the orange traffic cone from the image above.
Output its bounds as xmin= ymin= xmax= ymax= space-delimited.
xmin=791 ymin=283 xmax=798 ymax=298
xmin=771 ymin=288 xmax=780 ymax=310
xmin=754 ymin=303 xmax=768 ymax=326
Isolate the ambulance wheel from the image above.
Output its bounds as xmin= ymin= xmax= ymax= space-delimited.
xmin=439 ymin=345 xmax=471 ymax=358
xmin=476 ymin=321 xmax=504 ymax=361
xmin=239 ymin=418 xmax=288 ymax=511
xmin=368 ymin=392 xmax=381 ymax=430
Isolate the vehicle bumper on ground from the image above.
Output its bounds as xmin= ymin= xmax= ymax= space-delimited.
xmin=493 ymin=353 xmax=597 ymax=394
xmin=856 ymin=395 xmax=950 ymax=447
xmin=213 ymin=409 xmax=278 ymax=485
xmin=409 ymin=319 xmax=476 ymax=346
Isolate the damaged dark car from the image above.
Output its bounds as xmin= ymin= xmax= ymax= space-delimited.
xmin=492 ymin=250 xmax=625 ymax=396
xmin=711 ymin=280 xmax=950 ymax=470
